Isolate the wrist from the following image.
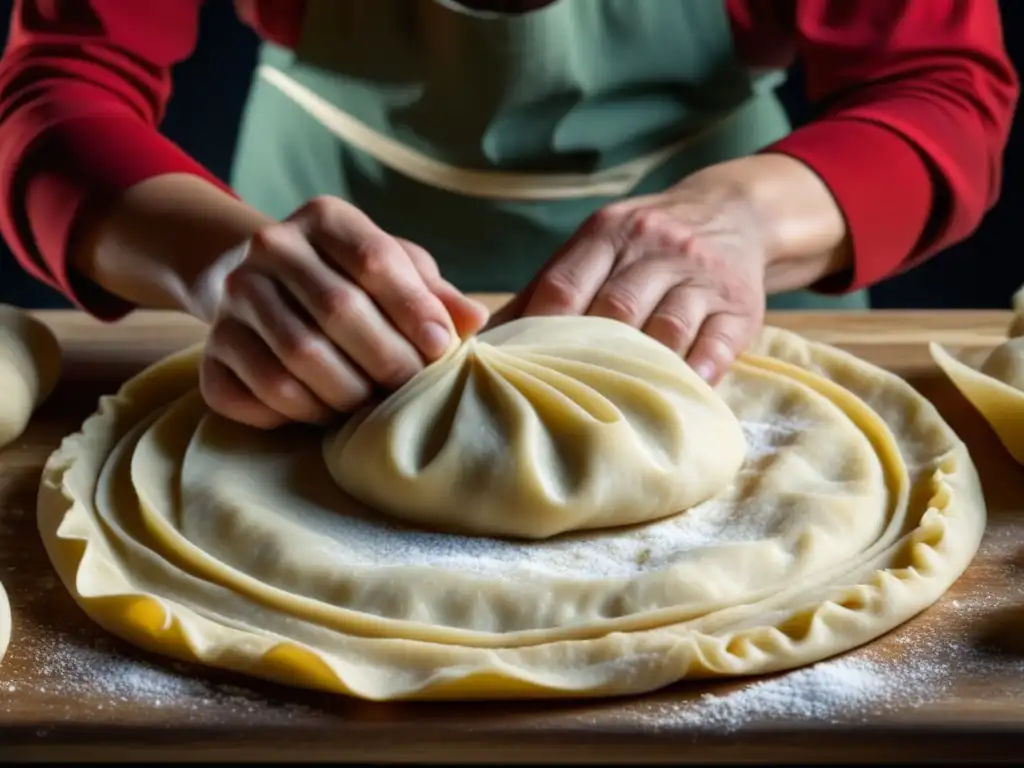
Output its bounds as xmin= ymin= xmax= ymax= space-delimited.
xmin=187 ymin=241 xmax=248 ymax=324
xmin=71 ymin=174 xmax=271 ymax=321
xmin=681 ymin=154 xmax=853 ymax=291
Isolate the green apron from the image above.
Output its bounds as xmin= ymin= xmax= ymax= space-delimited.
xmin=230 ymin=0 xmax=868 ymax=311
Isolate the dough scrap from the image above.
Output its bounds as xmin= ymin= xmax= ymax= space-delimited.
xmin=0 ymin=305 xmax=61 ymax=449
xmin=0 ymin=581 xmax=9 ymax=665
xmin=325 ymin=316 xmax=747 ymax=540
xmin=37 ymin=322 xmax=985 ymax=701
xmin=0 ymin=305 xmax=61 ymax=666
xmin=930 ymin=284 xmax=1024 ymax=464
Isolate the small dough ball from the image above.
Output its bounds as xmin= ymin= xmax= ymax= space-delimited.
xmin=0 ymin=305 xmax=62 ymax=449
xmin=980 ymin=336 xmax=1024 ymax=393
xmin=324 ymin=315 xmax=747 ymax=540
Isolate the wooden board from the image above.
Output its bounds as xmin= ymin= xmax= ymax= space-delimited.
xmin=2 ymin=303 xmax=1024 ymax=763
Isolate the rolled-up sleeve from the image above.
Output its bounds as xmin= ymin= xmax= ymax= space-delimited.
xmin=733 ymin=0 xmax=1020 ymax=292
xmin=0 ymin=0 xmax=233 ymax=318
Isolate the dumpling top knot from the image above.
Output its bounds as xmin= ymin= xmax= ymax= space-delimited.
xmin=324 ymin=315 xmax=747 ymax=540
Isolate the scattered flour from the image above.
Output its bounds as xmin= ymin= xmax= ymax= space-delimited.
xmin=299 ymin=418 xmax=813 ymax=581
xmin=0 ymin=628 xmax=279 ymax=718
xmin=639 ymin=654 xmax=950 ymax=733
xmin=4 ymin=630 xmax=213 ymax=708
xmin=630 ymin=556 xmax=1024 ymax=733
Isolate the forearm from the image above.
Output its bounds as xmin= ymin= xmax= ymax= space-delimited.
xmin=70 ymin=173 xmax=272 ymax=323
xmin=681 ymin=154 xmax=852 ymax=294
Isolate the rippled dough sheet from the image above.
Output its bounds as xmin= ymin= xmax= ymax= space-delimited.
xmin=931 ymin=304 xmax=1024 ymax=465
xmin=38 ymin=326 xmax=985 ymax=701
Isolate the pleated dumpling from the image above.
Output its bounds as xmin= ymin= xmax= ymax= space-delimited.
xmin=323 ymin=315 xmax=747 ymax=540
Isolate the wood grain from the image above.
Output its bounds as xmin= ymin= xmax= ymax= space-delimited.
xmin=1 ymin=305 xmax=1023 ymax=763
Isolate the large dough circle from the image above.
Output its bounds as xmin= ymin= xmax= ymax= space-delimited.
xmin=37 ymin=321 xmax=985 ymax=701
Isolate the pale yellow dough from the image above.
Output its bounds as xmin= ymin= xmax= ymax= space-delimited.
xmin=38 ymin=319 xmax=985 ymax=701
xmin=325 ymin=316 xmax=747 ymax=539
xmin=930 ymin=283 xmax=1024 ymax=464
xmin=0 ymin=305 xmax=61 ymax=666
xmin=0 ymin=305 xmax=61 ymax=450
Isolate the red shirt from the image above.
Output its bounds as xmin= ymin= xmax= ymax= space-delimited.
xmin=0 ymin=0 xmax=1017 ymax=318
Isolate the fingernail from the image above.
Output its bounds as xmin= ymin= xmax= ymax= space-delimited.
xmin=422 ymin=322 xmax=451 ymax=356
xmin=692 ymin=361 xmax=716 ymax=382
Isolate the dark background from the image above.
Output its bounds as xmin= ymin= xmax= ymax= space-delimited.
xmin=1 ymin=0 xmax=1023 ymax=310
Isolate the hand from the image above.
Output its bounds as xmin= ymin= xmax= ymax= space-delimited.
xmin=491 ymin=178 xmax=768 ymax=384
xmin=199 ymin=196 xmax=489 ymax=429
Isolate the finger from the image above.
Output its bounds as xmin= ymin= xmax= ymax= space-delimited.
xmin=586 ymin=255 xmax=681 ymax=328
xmin=430 ymin=278 xmax=490 ymax=338
xmin=228 ymin=271 xmax=374 ymax=412
xmin=249 ymin=225 xmax=426 ymax=390
xmin=206 ymin=316 xmax=331 ymax=424
xmin=399 ymin=239 xmax=489 ymax=338
xmin=641 ymin=285 xmax=708 ymax=357
xmin=686 ymin=311 xmax=759 ymax=385
xmin=199 ymin=355 xmax=288 ymax=430
xmin=522 ymin=233 xmax=617 ymax=317
xmin=296 ymin=198 xmax=456 ymax=360
xmin=274 ymin=259 xmax=426 ymax=391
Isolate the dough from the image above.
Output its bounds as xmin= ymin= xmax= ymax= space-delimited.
xmin=0 ymin=305 xmax=61 ymax=449
xmin=931 ymin=283 xmax=1024 ymax=464
xmin=325 ymin=316 xmax=747 ymax=540
xmin=37 ymin=322 xmax=985 ymax=701
xmin=1008 ymin=284 xmax=1024 ymax=338
xmin=0 ymin=580 xmax=9 ymax=665
xmin=0 ymin=305 xmax=60 ymax=666
xmin=980 ymin=337 xmax=1024 ymax=391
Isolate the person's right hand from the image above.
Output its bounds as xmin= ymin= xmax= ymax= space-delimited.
xmin=199 ymin=196 xmax=489 ymax=429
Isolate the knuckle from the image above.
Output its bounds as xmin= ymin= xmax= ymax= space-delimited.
xmin=248 ymin=225 xmax=281 ymax=255
xmin=247 ymin=224 xmax=305 ymax=271
xmin=534 ymin=272 xmax=579 ymax=312
xmin=598 ymin=289 xmax=641 ymax=322
xmin=317 ymin=286 xmax=361 ymax=322
xmin=349 ymin=241 xmax=394 ymax=286
xmin=651 ymin=312 xmax=696 ymax=349
xmin=277 ymin=330 xmax=321 ymax=367
xmin=703 ymin=329 xmax=743 ymax=362
xmin=374 ymin=357 xmax=419 ymax=390
xmin=397 ymin=237 xmax=435 ymax=271
xmin=301 ymin=195 xmax=337 ymax=226
xmin=716 ymin=275 xmax=751 ymax=307
xmin=264 ymin=373 xmax=301 ymax=407
xmin=682 ymin=244 xmax=715 ymax=273
xmin=627 ymin=208 xmax=670 ymax=238
xmin=222 ymin=268 xmax=255 ymax=302
xmin=587 ymin=203 xmax=626 ymax=230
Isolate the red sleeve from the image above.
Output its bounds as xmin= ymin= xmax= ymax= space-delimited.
xmin=0 ymin=0 xmax=235 ymax=319
xmin=733 ymin=0 xmax=1019 ymax=293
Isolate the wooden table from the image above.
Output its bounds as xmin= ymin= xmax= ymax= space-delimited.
xmin=2 ymin=306 xmax=1024 ymax=763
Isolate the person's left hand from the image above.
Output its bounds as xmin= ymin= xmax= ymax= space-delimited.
xmin=489 ymin=178 xmax=769 ymax=384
